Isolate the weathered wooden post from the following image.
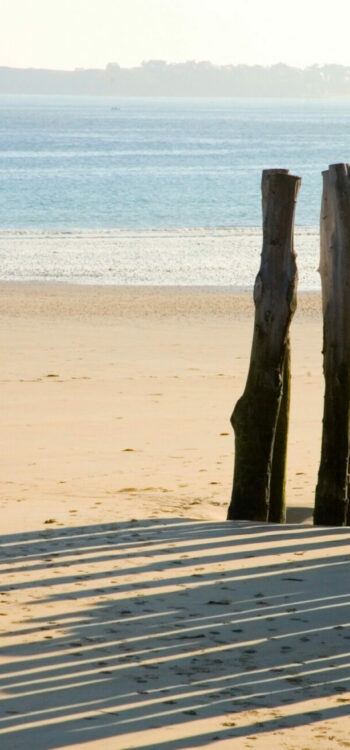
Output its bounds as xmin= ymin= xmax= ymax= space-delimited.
xmin=314 ymin=163 xmax=350 ymax=526
xmin=227 ymin=169 xmax=300 ymax=522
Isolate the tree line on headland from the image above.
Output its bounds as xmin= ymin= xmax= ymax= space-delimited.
xmin=1 ymin=61 xmax=350 ymax=97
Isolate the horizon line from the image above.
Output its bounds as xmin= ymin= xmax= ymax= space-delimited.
xmin=1 ymin=60 xmax=349 ymax=73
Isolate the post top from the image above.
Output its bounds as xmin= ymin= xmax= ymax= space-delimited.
xmin=262 ymin=169 xmax=301 ymax=183
xmin=262 ymin=169 xmax=290 ymax=176
xmin=328 ymin=163 xmax=350 ymax=175
xmin=328 ymin=162 xmax=350 ymax=169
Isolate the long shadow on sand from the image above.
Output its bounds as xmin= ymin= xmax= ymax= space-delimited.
xmin=0 ymin=518 xmax=350 ymax=749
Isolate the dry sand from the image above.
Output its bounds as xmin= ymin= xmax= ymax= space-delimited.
xmin=1 ymin=283 xmax=349 ymax=749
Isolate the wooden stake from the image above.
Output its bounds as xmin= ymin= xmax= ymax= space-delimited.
xmin=314 ymin=164 xmax=350 ymax=526
xmin=227 ymin=169 xmax=300 ymax=522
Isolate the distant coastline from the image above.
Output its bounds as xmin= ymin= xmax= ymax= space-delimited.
xmin=1 ymin=61 xmax=350 ymax=97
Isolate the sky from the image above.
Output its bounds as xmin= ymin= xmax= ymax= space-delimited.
xmin=1 ymin=0 xmax=350 ymax=70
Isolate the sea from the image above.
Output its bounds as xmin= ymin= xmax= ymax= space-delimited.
xmin=1 ymin=95 xmax=350 ymax=288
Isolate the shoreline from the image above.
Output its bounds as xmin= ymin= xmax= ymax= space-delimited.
xmin=0 ymin=226 xmax=320 ymax=288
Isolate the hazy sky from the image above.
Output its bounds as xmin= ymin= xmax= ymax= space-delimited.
xmin=1 ymin=0 xmax=350 ymax=70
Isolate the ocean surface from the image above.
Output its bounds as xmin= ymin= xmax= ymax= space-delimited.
xmin=1 ymin=96 xmax=350 ymax=286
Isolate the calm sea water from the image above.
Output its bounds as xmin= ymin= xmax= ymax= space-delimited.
xmin=1 ymin=96 xmax=350 ymax=286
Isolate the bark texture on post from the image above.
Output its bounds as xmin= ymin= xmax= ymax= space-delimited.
xmin=268 ymin=335 xmax=291 ymax=523
xmin=314 ymin=164 xmax=350 ymax=526
xmin=227 ymin=169 xmax=300 ymax=522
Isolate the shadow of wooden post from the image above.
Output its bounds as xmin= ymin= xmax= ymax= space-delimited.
xmin=314 ymin=164 xmax=350 ymax=526
xmin=227 ymin=169 xmax=301 ymax=522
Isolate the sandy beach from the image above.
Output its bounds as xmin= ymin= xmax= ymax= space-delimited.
xmin=1 ymin=283 xmax=323 ymax=529
xmin=1 ymin=283 xmax=350 ymax=749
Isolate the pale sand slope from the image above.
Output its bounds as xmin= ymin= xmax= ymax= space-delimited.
xmin=1 ymin=284 xmax=349 ymax=749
